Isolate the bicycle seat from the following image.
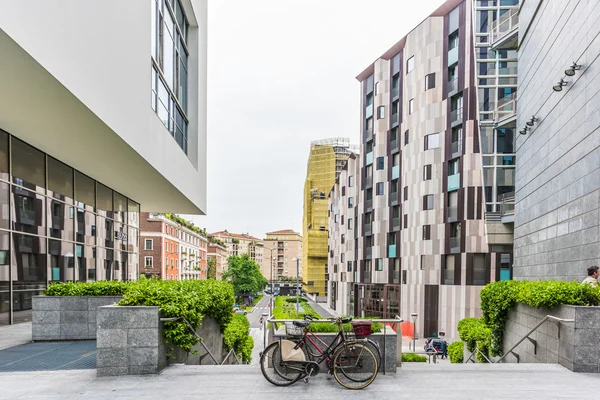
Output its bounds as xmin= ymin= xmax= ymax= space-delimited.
xmin=341 ymin=317 xmax=352 ymax=324
xmin=293 ymin=320 xmax=311 ymax=328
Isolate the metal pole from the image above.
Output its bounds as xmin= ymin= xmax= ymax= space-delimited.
xmin=262 ymin=312 xmax=268 ymax=350
xmin=296 ymin=258 xmax=299 ymax=317
xmin=270 ymin=251 xmax=274 ymax=317
xmin=413 ymin=320 xmax=416 ymax=353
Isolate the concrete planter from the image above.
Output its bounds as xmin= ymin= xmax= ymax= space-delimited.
xmin=32 ymin=296 xmax=122 ymax=341
xmin=502 ymin=303 xmax=600 ymax=372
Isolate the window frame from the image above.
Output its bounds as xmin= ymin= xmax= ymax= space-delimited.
xmin=377 ymin=106 xmax=385 ymax=119
xmin=376 ymin=182 xmax=384 ymax=196
xmin=423 ymin=164 xmax=432 ymax=181
xmin=425 ymin=73 xmax=436 ymax=90
xmin=145 ymin=239 xmax=153 ymax=250
xmin=406 ymin=56 xmax=415 ymax=73
xmin=145 ymin=256 xmax=153 ymax=269
xmin=423 ymin=194 xmax=434 ymax=210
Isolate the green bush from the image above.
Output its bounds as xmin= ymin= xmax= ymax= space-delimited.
xmin=480 ymin=280 xmax=600 ymax=356
xmin=44 ymin=281 xmax=129 ymax=296
xmin=448 ymin=341 xmax=464 ymax=364
xmin=402 ymin=353 xmax=427 ymax=362
xmin=284 ymin=297 xmax=308 ymax=304
xmin=273 ymin=296 xmax=320 ymax=320
xmin=223 ymin=314 xmax=252 ymax=363
xmin=457 ymin=318 xmax=491 ymax=363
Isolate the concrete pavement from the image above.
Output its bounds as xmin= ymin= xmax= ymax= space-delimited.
xmin=0 ymin=363 xmax=599 ymax=399
xmin=0 ymin=322 xmax=31 ymax=351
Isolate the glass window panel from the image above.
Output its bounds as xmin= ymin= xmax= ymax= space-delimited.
xmin=0 ymin=182 xmax=9 ymax=230
xmin=127 ymin=226 xmax=139 ymax=255
xmin=47 ymin=157 xmax=73 ymax=203
xmin=96 ymin=247 xmax=113 ymax=281
xmin=157 ymin=78 xmax=170 ymax=127
xmin=11 ymin=138 xmax=45 ymax=192
xmin=113 ymin=192 xmax=127 ymax=223
xmin=163 ymin=10 xmax=175 ymax=90
xmin=128 ymin=252 xmax=138 ymax=281
xmin=76 ymin=209 xmax=96 ymax=246
xmin=96 ymin=183 xmax=113 ymax=216
xmin=0 ymin=130 xmax=8 ymax=181
xmin=96 ymin=216 xmax=114 ymax=249
xmin=151 ymin=0 xmax=158 ymax=60
xmin=127 ymin=199 xmax=140 ymax=228
xmin=480 ymin=126 xmax=494 ymax=154
xmin=498 ymin=156 xmax=515 ymax=165
xmin=179 ymin=57 xmax=187 ymax=112
xmin=497 ymin=167 xmax=515 ymax=186
xmin=49 ymin=240 xmax=75 ymax=282
xmin=482 ymin=156 xmax=494 ymax=166
xmin=151 ymin=67 xmax=157 ymax=111
xmin=11 ymin=187 xmax=45 ymax=236
xmin=0 ymin=230 xmax=8 ymax=325
xmin=11 ymin=233 xmax=47 ymax=320
xmin=47 ymin=199 xmax=74 ymax=241
xmin=496 ymin=128 xmax=515 ymax=153
xmin=75 ymin=171 xmax=95 ymax=211
xmin=114 ymin=222 xmax=127 ymax=251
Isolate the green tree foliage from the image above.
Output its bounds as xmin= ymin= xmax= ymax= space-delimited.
xmin=223 ymin=314 xmax=253 ymax=363
xmin=448 ymin=340 xmax=464 ymax=364
xmin=45 ymin=281 xmax=129 ymax=296
xmin=221 ymin=254 xmax=268 ymax=295
xmin=207 ymin=257 xmax=217 ymax=280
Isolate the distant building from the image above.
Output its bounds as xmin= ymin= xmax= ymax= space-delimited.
xmin=207 ymin=240 xmax=228 ymax=280
xmin=262 ymin=229 xmax=302 ymax=281
xmin=209 ymin=230 xmax=264 ymax=266
xmin=302 ymin=138 xmax=357 ymax=297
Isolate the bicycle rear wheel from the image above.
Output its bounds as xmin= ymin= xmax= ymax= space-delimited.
xmin=332 ymin=343 xmax=378 ymax=390
xmin=260 ymin=342 xmax=303 ymax=387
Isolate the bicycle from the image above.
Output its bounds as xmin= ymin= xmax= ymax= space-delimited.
xmin=290 ymin=314 xmax=382 ymax=373
xmin=260 ymin=316 xmax=379 ymax=390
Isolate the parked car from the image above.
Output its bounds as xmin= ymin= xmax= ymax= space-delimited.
xmin=425 ymin=338 xmax=444 ymax=353
xmin=233 ymin=308 xmax=247 ymax=315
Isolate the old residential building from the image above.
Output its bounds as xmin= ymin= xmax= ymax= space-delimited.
xmin=209 ymin=231 xmax=264 ymax=266
xmin=207 ymin=239 xmax=228 ymax=280
xmin=262 ymin=229 xmax=303 ymax=281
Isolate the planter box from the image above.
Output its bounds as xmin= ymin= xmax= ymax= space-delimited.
xmin=501 ymin=303 xmax=600 ymax=372
xmin=32 ymin=296 xmax=122 ymax=341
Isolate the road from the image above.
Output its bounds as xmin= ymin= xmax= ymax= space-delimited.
xmin=246 ymin=295 xmax=271 ymax=328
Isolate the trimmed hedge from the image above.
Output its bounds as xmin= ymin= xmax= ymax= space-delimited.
xmin=402 ymin=353 xmax=427 ymax=362
xmin=448 ymin=340 xmax=464 ymax=364
xmin=44 ymin=281 xmax=129 ymax=296
xmin=224 ymin=314 xmax=253 ymax=363
xmin=457 ymin=318 xmax=491 ymax=363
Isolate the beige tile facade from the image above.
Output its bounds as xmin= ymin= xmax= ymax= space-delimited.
xmin=209 ymin=231 xmax=264 ymax=266
xmin=262 ymin=230 xmax=302 ymax=281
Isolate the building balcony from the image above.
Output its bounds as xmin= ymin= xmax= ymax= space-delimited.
xmin=392 ymin=217 xmax=401 ymax=231
xmin=392 ymin=165 xmax=400 ymax=180
xmin=448 ymin=173 xmax=460 ymax=192
xmin=365 ymin=247 xmax=372 ymax=260
xmin=494 ymin=92 xmax=517 ymax=127
xmin=365 ymin=199 xmax=373 ymax=212
xmin=450 ymin=108 xmax=463 ymax=126
xmin=449 ymin=237 xmax=460 ymax=253
xmin=390 ymin=191 xmax=398 ymax=205
xmin=365 ymin=175 xmax=373 ymax=188
xmin=489 ymin=8 xmax=519 ymax=50
xmin=363 ymin=270 xmax=371 ymax=284
xmin=365 ymin=223 xmax=372 ymax=236
xmin=448 ymin=45 xmax=459 ymax=66
xmin=451 ymin=140 xmax=462 ymax=158
xmin=390 ymin=138 xmax=399 ymax=152
xmin=366 ymin=151 xmax=373 ymax=166
xmin=500 ymin=191 xmax=515 ymax=224
xmin=391 ymin=86 xmax=399 ymax=99
xmin=391 ymin=113 xmax=399 ymax=126
xmin=448 ymin=77 xmax=458 ymax=94
xmin=366 ymin=104 xmax=374 ymax=119
xmin=388 ymin=244 xmax=396 ymax=258
xmin=447 ymin=206 xmax=458 ymax=222
xmin=365 ymin=128 xmax=373 ymax=142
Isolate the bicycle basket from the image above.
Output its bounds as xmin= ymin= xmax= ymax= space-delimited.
xmin=285 ymin=322 xmax=305 ymax=337
xmin=351 ymin=320 xmax=372 ymax=338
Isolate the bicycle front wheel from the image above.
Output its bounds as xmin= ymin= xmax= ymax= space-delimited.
xmin=260 ymin=342 xmax=303 ymax=387
xmin=332 ymin=343 xmax=378 ymax=390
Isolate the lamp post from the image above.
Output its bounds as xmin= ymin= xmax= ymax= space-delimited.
xmin=263 ymin=246 xmax=276 ymax=316
xmin=292 ymin=257 xmax=301 ymax=317
xmin=411 ymin=312 xmax=418 ymax=352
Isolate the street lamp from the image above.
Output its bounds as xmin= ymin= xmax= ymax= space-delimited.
xmin=292 ymin=257 xmax=301 ymax=317
xmin=263 ymin=246 xmax=276 ymax=316
xmin=411 ymin=312 xmax=418 ymax=352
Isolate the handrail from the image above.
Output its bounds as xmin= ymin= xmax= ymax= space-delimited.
xmin=161 ymin=316 xmax=221 ymax=365
xmin=465 ymin=346 xmax=492 ymax=364
xmin=495 ymin=315 xmax=574 ymax=363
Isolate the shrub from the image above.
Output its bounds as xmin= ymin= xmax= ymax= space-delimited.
xmin=284 ymin=297 xmax=308 ymax=304
xmin=223 ymin=314 xmax=252 ymax=363
xmin=44 ymin=281 xmax=129 ymax=296
xmin=457 ymin=318 xmax=491 ymax=363
xmin=402 ymin=353 xmax=427 ymax=362
xmin=448 ymin=341 xmax=464 ymax=364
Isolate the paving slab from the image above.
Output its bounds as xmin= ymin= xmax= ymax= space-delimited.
xmin=0 ymin=322 xmax=32 ymax=351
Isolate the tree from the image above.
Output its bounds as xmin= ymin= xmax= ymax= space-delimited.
xmin=207 ymin=257 xmax=217 ymax=280
xmin=221 ymin=254 xmax=267 ymax=295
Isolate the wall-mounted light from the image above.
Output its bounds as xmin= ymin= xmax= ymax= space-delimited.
xmin=564 ymin=62 xmax=582 ymax=77
xmin=519 ymin=126 xmax=530 ymax=135
xmin=553 ymin=78 xmax=567 ymax=92
xmin=526 ymin=116 xmax=538 ymax=127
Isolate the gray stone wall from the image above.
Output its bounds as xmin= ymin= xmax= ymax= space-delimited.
xmin=96 ymin=305 xmax=166 ymax=377
xmin=514 ymin=0 xmax=600 ymax=280
xmin=501 ymin=303 xmax=600 ymax=372
xmin=32 ymin=296 xmax=122 ymax=341
xmin=171 ymin=316 xmax=224 ymax=365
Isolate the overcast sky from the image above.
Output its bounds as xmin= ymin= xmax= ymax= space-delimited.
xmin=187 ymin=0 xmax=446 ymax=239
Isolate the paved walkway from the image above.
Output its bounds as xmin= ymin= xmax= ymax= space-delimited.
xmin=0 ymin=341 xmax=96 ymax=372
xmin=0 ymin=322 xmax=32 ymax=351
xmin=0 ymin=363 xmax=599 ymax=399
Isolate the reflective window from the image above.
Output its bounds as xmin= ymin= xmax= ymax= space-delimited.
xmin=0 ymin=130 xmax=8 ymax=181
xmin=11 ymin=138 xmax=45 ymax=192
xmin=113 ymin=192 xmax=127 ymax=223
xmin=48 ymin=157 xmax=73 ymax=203
xmin=97 ymin=216 xmax=114 ymax=249
xmin=11 ymin=187 xmax=45 ymax=236
xmin=47 ymin=199 xmax=74 ymax=241
xmin=12 ymin=233 xmax=46 ymax=323
xmin=0 ymin=182 xmax=9 ymax=230
xmin=76 ymin=209 xmax=96 ymax=246
xmin=75 ymin=171 xmax=95 ymax=211
xmin=96 ymin=184 xmax=113 ymax=216
xmin=49 ymin=240 xmax=75 ymax=282
xmin=128 ymin=200 xmax=140 ymax=227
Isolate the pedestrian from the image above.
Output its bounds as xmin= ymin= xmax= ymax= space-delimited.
xmin=424 ymin=339 xmax=429 ymax=351
xmin=441 ymin=339 xmax=448 ymax=359
xmin=582 ymin=265 xmax=599 ymax=288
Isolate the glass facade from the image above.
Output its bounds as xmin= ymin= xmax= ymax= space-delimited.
xmin=0 ymin=129 xmax=140 ymax=325
xmin=151 ymin=0 xmax=190 ymax=154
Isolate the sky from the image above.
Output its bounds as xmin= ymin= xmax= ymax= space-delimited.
xmin=187 ymin=0 xmax=447 ymax=239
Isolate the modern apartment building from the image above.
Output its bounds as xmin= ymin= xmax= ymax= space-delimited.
xmin=139 ymin=213 xmax=207 ymax=280
xmin=262 ymin=229 xmax=303 ymax=281
xmin=513 ymin=0 xmax=600 ymax=280
xmin=302 ymin=138 xmax=357 ymax=298
xmin=207 ymin=240 xmax=227 ymax=280
xmin=209 ymin=231 xmax=264 ymax=266
xmin=327 ymin=0 xmax=518 ymax=339
xmin=0 ymin=0 xmax=207 ymax=325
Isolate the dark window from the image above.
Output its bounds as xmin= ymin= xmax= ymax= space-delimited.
xmin=425 ymin=73 xmax=436 ymax=90
xmin=347 ymin=261 xmax=352 ymax=272
xmin=11 ymin=138 xmax=45 ymax=190
xmin=423 ymin=194 xmax=434 ymax=210
xmin=403 ymin=214 xmax=408 ymax=228
xmin=341 ymin=215 xmax=344 ymax=225
xmin=404 ymin=130 xmax=409 ymax=145
xmin=0 ymin=130 xmax=8 ymax=181
xmin=341 ymin=186 xmax=346 ymax=196
xmin=96 ymin=184 xmax=113 ymax=215
xmin=423 ymin=164 xmax=432 ymax=180
xmin=348 ymin=197 xmax=354 ymax=208
xmin=376 ymin=157 xmax=384 ymax=170
xmin=402 ymin=270 xmax=407 ymax=284
xmin=376 ymin=182 xmax=384 ymax=195
xmin=75 ymin=171 xmax=95 ymax=209
xmin=423 ymin=225 xmax=431 ymax=240
xmin=377 ymin=106 xmax=385 ymax=119
xmin=403 ymin=186 xmax=408 ymax=201
xmin=48 ymin=157 xmax=74 ymax=203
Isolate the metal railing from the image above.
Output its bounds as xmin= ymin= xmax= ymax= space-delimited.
xmin=447 ymin=206 xmax=458 ymax=221
xmin=448 ymin=78 xmax=457 ymax=93
xmin=494 ymin=92 xmax=517 ymax=122
xmin=500 ymin=192 xmax=515 ymax=216
xmin=390 ymin=138 xmax=399 ymax=151
xmin=262 ymin=315 xmax=404 ymax=374
xmin=391 ymin=86 xmax=399 ymax=98
xmin=449 ymin=237 xmax=460 ymax=251
xmin=495 ymin=315 xmax=574 ymax=364
xmin=489 ymin=8 xmax=519 ymax=45
xmin=390 ymin=191 xmax=398 ymax=204
xmin=450 ymin=108 xmax=463 ymax=123
xmin=451 ymin=140 xmax=462 ymax=155
xmin=391 ymin=113 xmax=399 ymax=125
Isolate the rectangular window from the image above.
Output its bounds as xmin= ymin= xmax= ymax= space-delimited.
xmin=349 ymin=176 xmax=354 ymax=187
xmin=423 ymin=165 xmax=432 ymax=180
xmin=347 ymin=261 xmax=352 ymax=272
xmin=409 ymin=99 xmax=415 ymax=114
xmin=425 ymin=73 xmax=436 ymax=90
xmin=341 ymin=186 xmax=346 ymax=196
xmin=341 ymin=253 xmax=345 ymax=263
xmin=145 ymin=256 xmax=153 ymax=268
xmin=376 ymin=157 xmax=384 ymax=170
xmin=377 ymin=106 xmax=385 ymax=119
xmin=341 ymin=215 xmax=344 ymax=225
xmin=341 ymin=234 xmax=345 ymax=244
xmin=406 ymin=56 xmax=414 ymax=73
xmin=402 ymin=270 xmax=407 ymax=284
xmin=145 ymin=239 xmax=153 ymax=250
xmin=423 ymin=194 xmax=434 ymax=210
xmin=348 ymin=197 xmax=354 ymax=208
xmin=403 ymin=214 xmax=408 ymax=228
xmin=403 ymin=186 xmax=408 ymax=201
xmin=449 ymin=31 xmax=459 ymax=50
xmin=449 ymin=159 xmax=459 ymax=175
xmin=376 ymin=259 xmax=383 ymax=271
xmin=423 ymin=225 xmax=431 ymax=240
xmin=376 ymin=182 xmax=384 ymax=195
xmin=348 ymin=218 xmax=353 ymax=230
xmin=424 ymin=133 xmax=440 ymax=150
xmin=404 ymin=130 xmax=409 ymax=145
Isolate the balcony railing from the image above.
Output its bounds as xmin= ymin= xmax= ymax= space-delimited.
xmin=451 ymin=108 xmax=463 ymax=124
xmin=364 ymin=129 xmax=373 ymax=141
xmin=388 ymin=244 xmax=396 ymax=258
xmin=448 ymin=46 xmax=459 ymax=66
xmin=494 ymin=92 xmax=517 ymax=123
xmin=366 ymin=104 xmax=374 ymax=119
xmin=500 ymin=192 xmax=516 ymax=216
xmin=365 ymin=223 xmax=372 ymax=235
xmin=444 ymin=268 xmax=455 ymax=285
xmin=391 ymin=113 xmax=399 ymax=125
xmin=365 ymin=247 xmax=372 ymax=260
xmin=390 ymin=191 xmax=398 ymax=204
xmin=451 ymin=140 xmax=462 ymax=156
xmin=365 ymin=175 xmax=373 ymax=188
xmin=447 ymin=206 xmax=458 ymax=221
xmin=448 ymin=173 xmax=460 ymax=191
xmin=392 ymin=165 xmax=400 ymax=180
xmin=366 ymin=151 xmax=373 ymax=166
xmin=390 ymin=138 xmax=398 ymax=151
xmin=391 ymin=86 xmax=399 ymax=98
xmin=392 ymin=217 xmax=401 ymax=230
xmin=392 ymin=270 xmax=400 ymax=284
xmin=448 ymin=78 xmax=457 ymax=93
xmin=363 ymin=270 xmax=371 ymax=283
xmin=449 ymin=237 xmax=461 ymax=253
xmin=489 ymin=8 xmax=519 ymax=45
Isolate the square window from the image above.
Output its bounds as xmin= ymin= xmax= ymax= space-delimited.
xmin=377 ymin=157 xmax=384 ymax=170
xmin=423 ymin=194 xmax=434 ymax=210
xmin=407 ymin=56 xmax=414 ymax=73
xmin=409 ymin=99 xmax=415 ymax=114
xmin=424 ymin=133 xmax=440 ymax=150
xmin=376 ymin=182 xmax=384 ymax=195
xmin=425 ymin=73 xmax=436 ymax=90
